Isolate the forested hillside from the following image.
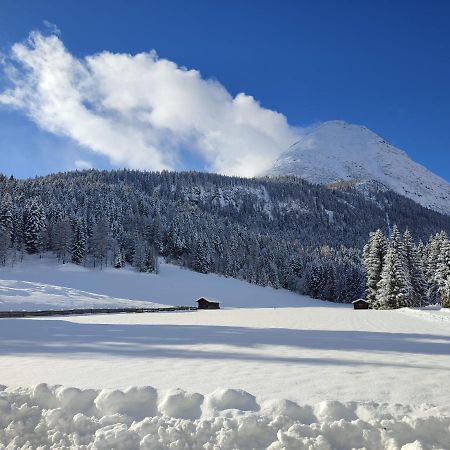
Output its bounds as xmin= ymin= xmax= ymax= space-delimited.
xmin=1 ymin=170 xmax=449 ymax=303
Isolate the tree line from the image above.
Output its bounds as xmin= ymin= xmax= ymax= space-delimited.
xmin=0 ymin=170 xmax=449 ymax=304
xmin=363 ymin=226 xmax=450 ymax=308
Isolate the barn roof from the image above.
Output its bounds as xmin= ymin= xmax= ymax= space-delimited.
xmin=352 ymin=299 xmax=369 ymax=304
xmin=196 ymin=297 xmax=220 ymax=303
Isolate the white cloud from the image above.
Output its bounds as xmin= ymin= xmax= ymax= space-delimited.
xmin=0 ymin=31 xmax=301 ymax=177
xmin=74 ymin=159 xmax=93 ymax=170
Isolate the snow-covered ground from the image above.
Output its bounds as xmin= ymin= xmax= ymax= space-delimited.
xmin=0 ymin=279 xmax=169 ymax=311
xmin=1 ymin=384 xmax=449 ymax=449
xmin=0 ymin=254 xmax=317 ymax=309
xmin=1 ymin=307 xmax=449 ymax=410
xmin=1 ymin=257 xmax=449 ymax=448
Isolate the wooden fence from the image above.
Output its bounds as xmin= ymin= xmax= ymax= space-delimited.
xmin=0 ymin=306 xmax=198 ymax=318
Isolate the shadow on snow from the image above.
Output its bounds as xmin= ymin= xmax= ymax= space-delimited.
xmin=0 ymin=318 xmax=449 ymax=370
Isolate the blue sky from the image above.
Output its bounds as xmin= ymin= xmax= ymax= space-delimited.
xmin=0 ymin=0 xmax=449 ymax=181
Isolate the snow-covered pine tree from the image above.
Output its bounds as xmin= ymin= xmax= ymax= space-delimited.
xmin=146 ymin=213 xmax=164 ymax=254
xmin=0 ymin=230 xmax=10 ymax=265
xmin=112 ymin=241 xmax=125 ymax=268
xmin=338 ymin=262 xmax=365 ymax=303
xmin=416 ymin=241 xmax=426 ymax=261
xmin=442 ymin=278 xmax=450 ymax=308
xmin=53 ymin=218 xmax=73 ymax=264
xmin=0 ymin=193 xmax=14 ymax=242
xmin=363 ymin=229 xmax=386 ymax=307
xmin=304 ymin=261 xmax=323 ymax=299
xmin=144 ymin=245 xmax=159 ymax=273
xmin=71 ymin=220 xmax=86 ymax=265
xmin=132 ymin=237 xmax=146 ymax=272
xmin=167 ymin=216 xmax=188 ymax=258
xmin=403 ymin=229 xmax=427 ymax=307
xmin=192 ymin=239 xmax=211 ymax=274
xmin=267 ymin=261 xmax=281 ymax=289
xmin=426 ymin=232 xmax=447 ymax=304
xmin=436 ymin=235 xmax=450 ymax=307
xmin=90 ymin=218 xmax=110 ymax=268
xmin=376 ymin=225 xmax=412 ymax=309
xmin=320 ymin=261 xmax=337 ymax=301
xmin=132 ymin=237 xmax=158 ymax=273
xmin=23 ymin=197 xmax=46 ymax=254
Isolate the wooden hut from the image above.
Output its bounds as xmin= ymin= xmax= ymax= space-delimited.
xmin=352 ymin=299 xmax=370 ymax=310
xmin=196 ymin=297 xmax=220 ymax=310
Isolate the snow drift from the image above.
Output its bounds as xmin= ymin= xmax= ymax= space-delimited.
xmin=0 ymin=384 xmax=448 ymax=449
xmin=0 ymin=279 xmax=168 ymax=311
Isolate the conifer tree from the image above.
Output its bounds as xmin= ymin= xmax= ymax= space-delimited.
xmin=192 ymin=240 xmax=211 ymax=274
xmin=0 ymin=230 xmax=10 ymax=265
xmin=0 ymin=193 xmax=14 ymax=241
xmin=91 ymin=218 xmax=110 ymax=268
xmin=133 ymin=238 xmax=158 ymax=273
xmin=53 ymin=218 xmax=73 ymax=263
xmin=113 ymin=243 xmax=125 ymax=268
xmin=72 ymin=221 xmax=86 ymax=265
xmin=403 ymin=229 xmax=427 ymax=307
xmin=426 ymin=232 xmax=447 ymax=304
xmin=442 ymin=278 xmax=450 ymax=308
xmin=436 ymin=236 xmax=450 ymax=306
xmin=376 ymin=225 xmax=412 ymax=309
xmin=363 ymin=229 xmax=386 ymax=306
xmin=304 ymin=262 xmax=323 ymax=299
xmin=268 ymin=261 xmax=281 ymax=289
xmin=23 ymin=198 xmax=46 ymax=254
xmin=339 ymin=263 xmax=365 ymax=302
xmin=143 ymin=245 xmax=158 ymax=273
xmin=416 ymin=241 xmax=426 ymax=261
xmin=133 ymin=238 xmax=146 ymax=271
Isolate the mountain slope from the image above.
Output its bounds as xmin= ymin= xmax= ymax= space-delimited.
xmin=267 ymin=120 xmax=450 ymax=215
xmin=0 ymin=254 xmax=314 ymax=309
xmin=1 ymin=170 xmax=450 ymax=303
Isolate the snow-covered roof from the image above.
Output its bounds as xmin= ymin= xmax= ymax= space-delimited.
xmin=352 ymin=299 xmax=369 ymax=304
xmin=197 ymin=297 xmax=220 ymax=303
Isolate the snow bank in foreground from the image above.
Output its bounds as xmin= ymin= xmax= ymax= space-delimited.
xmin=0 ymin=385 xmax=448 ymax=449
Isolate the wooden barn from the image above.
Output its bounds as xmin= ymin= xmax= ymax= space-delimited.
xmin=196 ymin=297 xmax=220 ymax=310
xmin=352 ymin=299 xmax=370 ymax=310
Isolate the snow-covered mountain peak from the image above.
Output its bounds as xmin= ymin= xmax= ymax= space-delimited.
xmin=287 ymin=120 xmax=406 ymax=157
xmin=267 ymin=120 xmax=450 ymax=215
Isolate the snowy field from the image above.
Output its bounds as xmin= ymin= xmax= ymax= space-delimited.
xmin=1 ymin=257 xmax=449 ymax=448
xmin=0 ymin=279 xmax=169 ymax=311
xmin=0 ymin=255 xmax=312 ymax=309
xmin=1 ymin=306 xmax=449 ymax=449
xmin=1 ymin=307 xmax=449 ymax=408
